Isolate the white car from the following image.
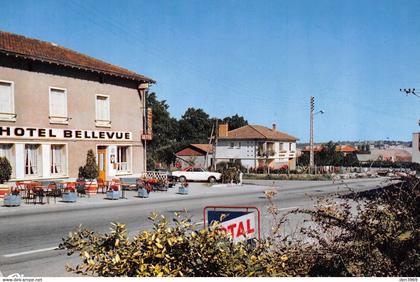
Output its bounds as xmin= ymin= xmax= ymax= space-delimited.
xmin=172 ymin=168 xmax=221 ymax=183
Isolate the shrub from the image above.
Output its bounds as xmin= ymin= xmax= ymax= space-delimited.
xmin=79 ymin=150 xmax=99 ymax=180
xmin=220 ymin=167 xmax=241 ymax=183
xmin=60 ymin=177 xmax=420 ymax=277
xmin=216 ymin=160 xmax=246 ymax=173
xmin=59 ymin=213 xmax=297 ymax=277
xmin=0 ymin=157 xmax=12 ymax=184
xmin=285 ymin=176 xmax=420 ymax=276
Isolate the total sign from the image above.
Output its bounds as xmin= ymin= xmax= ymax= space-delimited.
xmin=204 ymin=206 xmax=261 ymax=243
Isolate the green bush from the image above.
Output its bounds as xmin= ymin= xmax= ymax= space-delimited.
xmin=60 ymin=177 xmax=419 ymax=277
xmin=59 ymin=213 xmax=299 ymax=277
xmin=78 ymin=150 xmax=99 ymax=180
xmin=220 ymin=167 xmax=241 ymax=183
xmin=0 ymin=157 xmax=12 ymax=184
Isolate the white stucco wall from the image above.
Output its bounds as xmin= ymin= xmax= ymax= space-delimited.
xmin=215 ymin=139 xmax=297 ymax=169
xmin=413 ymin=133 xmax=420 ymax=164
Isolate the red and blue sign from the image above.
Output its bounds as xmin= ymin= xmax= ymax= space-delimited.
xmin=204 ymin=206 xmax=261 ymax=242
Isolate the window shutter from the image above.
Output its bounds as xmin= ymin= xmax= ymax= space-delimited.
xmin=0 ymin=82 xmax=12 ymax=113
xmin=103 ymin=97 xmax=110 ymax=120
xmin=97 ymin=96 xmax=110 ymax=121
xmin=50 ymin=89 xmax=67 ymax=117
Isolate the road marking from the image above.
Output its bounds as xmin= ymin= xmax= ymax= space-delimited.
xmin=3 ymin=246 xmax=58 ymax=258
xmin=195 ymin=221 xmax=204 ymax=225
xmin=277 ymin=206 xmax=299 ymax=211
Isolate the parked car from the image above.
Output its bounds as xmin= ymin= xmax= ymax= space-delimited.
xmin=171 ymin=167 xmax=221 ymax=183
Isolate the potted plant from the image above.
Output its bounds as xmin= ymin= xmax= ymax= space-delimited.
xmin=137 ymin=179 xmax=150 ymax=198
xmin=79 ymin=150 xmax=99 ymax=196
xmin=178 ymin=181 xmax=189 ymax=195
xmin=62 ymin=185 xmax=77 ymax=202
xmin=0 ymin=157 xmax=12 ymax=199
xmin=106 ymin=184 xmax=120 ymax=200
xmin=4 ymin=188 xmax=21 ymax=207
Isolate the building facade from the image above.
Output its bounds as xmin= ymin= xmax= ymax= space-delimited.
xmin=412 ymin=133 xmax=420 ymax=164
xmin=0 ymin=31 xmax=154 ymax=181
xmin=215 ymin=124 xmax=298 ymax=170
xmin=175 ymin=144 xmax=213 ymax=169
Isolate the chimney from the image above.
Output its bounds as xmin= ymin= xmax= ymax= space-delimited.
xmin=218 ymin=124 xmax=229 ymax=137
xmin=272 ymin=123 xmax=276 ymax=131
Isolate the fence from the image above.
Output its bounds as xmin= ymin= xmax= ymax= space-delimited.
xmin=140 ymin=171 xmax=168 ymax=181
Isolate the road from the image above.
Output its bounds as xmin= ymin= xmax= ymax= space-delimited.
xmin=0 ymin=178 xmax=390 ymax=277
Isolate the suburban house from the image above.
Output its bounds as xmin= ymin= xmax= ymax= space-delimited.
xmin=0 ymin=31 xmax=154 ymax=181
xmin=356 ymin=148 xmax=412 ymax=163
xmin=300 ymin=145 xmax=358 ymax=156
xmin=214 ymin=124 xmax=298 ymax=170
xmin=175 ymin=144 xmax=213 ymax=169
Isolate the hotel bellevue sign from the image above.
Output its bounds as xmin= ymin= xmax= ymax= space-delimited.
xmin=0 ymin=126 xmax=133 ymax=141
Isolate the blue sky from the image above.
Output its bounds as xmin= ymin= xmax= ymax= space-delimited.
xmin=1 ymin=0 xmax=419 ymax=142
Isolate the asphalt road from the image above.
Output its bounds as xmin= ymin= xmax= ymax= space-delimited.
xmin=0 ymin=178 xmax=390 ymax=277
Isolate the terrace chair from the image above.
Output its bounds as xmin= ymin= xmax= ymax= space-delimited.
xmin=45 ymin=182 xmax=60 ymax=204
xmin=15 ymin=182 xmax=25 ymax=194
xmin=24 ymin=182 xmax=38 ymax=204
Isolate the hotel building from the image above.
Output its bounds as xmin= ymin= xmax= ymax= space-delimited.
xmin=0 ymin=31 xmax=154 ymax=181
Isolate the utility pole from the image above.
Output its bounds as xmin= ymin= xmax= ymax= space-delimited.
xmin=309 ymin=96 xmax=314 ymax=174
xmin=205 ymin=121 xmax=214 ymax=169
xmin=213 ymin=119 xmax=218 ymax=171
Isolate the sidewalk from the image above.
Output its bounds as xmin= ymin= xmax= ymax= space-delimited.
xmin=0 ymin=183 xmax=270 ymax=217
xmin=0 ymin=178 xmax=390 ymax=217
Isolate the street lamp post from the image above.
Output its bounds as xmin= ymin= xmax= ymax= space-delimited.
xmin=309 ymin=96 xmax=324 ymax=174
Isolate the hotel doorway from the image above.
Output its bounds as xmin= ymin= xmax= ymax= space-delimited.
xmin=97 ymin=146 xmax=107 ymax=181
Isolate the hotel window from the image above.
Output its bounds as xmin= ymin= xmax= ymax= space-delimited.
xmin=95 ymin=95 xmax=110 ymax=127
xmin=51 ymin=145 xmax=66 ymax=175
xmin=116 ymin=146 xmax=130 ymax=172
xmin=25 ymin=144 xmax=41 ymax=177
xmin=0 ymin=144 xmax=12 ymax=161
xmin=49 ymin=87 xmax=68 ymax=124
xmin=0 ymin=81 xmax=16 ymax=121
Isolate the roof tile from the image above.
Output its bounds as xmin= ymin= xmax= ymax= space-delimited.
xmin=0 ymin=30 xmax=154 ymax=83
xmin=220 ymin=124 xmax=298 ymax=141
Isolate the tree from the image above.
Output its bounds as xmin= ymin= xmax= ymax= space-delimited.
xmin=0 ymin=157 xmax=12 ymax=184
xmin=341 ymin=153 xmax=359 ymax=167
xmin=315 ymin=141 xmax=343 ymax=166
xmin=298 ymin=142 xmax=360 ymax=167
xmin=79 ymin=150 xmax=98 ymax=180
xmin=145 ymin=93 xmax=250 ymax=169
xmin=146 ymin=92 xmax=179 ymax=168
xmin=178 ymin=108 xmax=213 ymax=144
xmin=219 ymin=114 xmax=248 ymax=130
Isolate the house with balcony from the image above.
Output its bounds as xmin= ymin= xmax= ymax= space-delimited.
xmin=214 ymin=124 xmax=299 ymax=170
